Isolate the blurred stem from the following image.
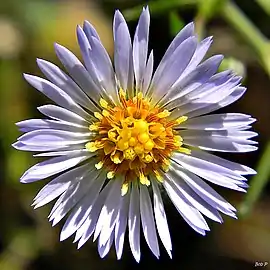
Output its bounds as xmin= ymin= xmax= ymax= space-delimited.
xmin=194 ymin=15 xmax=205 ymax=41
xmin=195 ymin=0 xmax=227 ymax=40
xmin=239 ymin=142 xmax=270 ymax=217
xmin=256 ymin=0 xmax=270 ymax=15
xmin=222 ymin=1 xmax=270 ymax=76
xmin=123 ymin=0 xmax=197 ymax=21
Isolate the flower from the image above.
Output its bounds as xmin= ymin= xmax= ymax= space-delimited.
xmin=13 ymin=6 xmax=257 ymax=262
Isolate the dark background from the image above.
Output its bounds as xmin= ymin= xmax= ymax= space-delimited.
xmin=0 ymin=0 xmax=269 ymax=269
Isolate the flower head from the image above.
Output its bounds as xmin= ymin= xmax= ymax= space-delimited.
xmin=13 ymin=7 xmax=257 ymax=262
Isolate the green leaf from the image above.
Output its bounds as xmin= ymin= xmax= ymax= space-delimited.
xmin=256 ymin=0 xmax=270 ymax=16
xmin=169 ymin=12 xmax=184 ymax=37
xmin=197 ymin=0 xmax=227 ymax=20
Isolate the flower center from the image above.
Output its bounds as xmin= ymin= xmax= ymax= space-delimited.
xmin=86 ymin=91 xmax=189 ymax=195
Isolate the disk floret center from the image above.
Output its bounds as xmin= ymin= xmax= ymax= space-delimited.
xmin=85 ymin=91 xmax=189 ymax=193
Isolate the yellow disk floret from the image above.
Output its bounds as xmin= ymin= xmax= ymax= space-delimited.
xmin=85 ymin=92 xmax=189 ymax=194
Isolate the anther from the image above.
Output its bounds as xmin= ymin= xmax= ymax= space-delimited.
xmin=111 ymin=151 xmax=123 ymax=164
xmin=99 ymin=98 xmax=108 ymax=109
xmin=94 ymin=112 xmax=103 ymax=120
xmin=139 ymin=172 xmax=150 ymax=186
xmin=95 ymin=161 xmax=104 ymax=169
xmin=121 ymin=182 xmax=129 ymax=196
xmin=102 ymin=110 xmax=110 ymax=117
xmin=124 ymin=148 xmax=136 ymax=160
xmin=107 ymin=171 xmax=115 ymax=179
xmin=176 ymin=116 xmax=188 ymax=125
xmin=157 ymin=109 xmax=171 ymax=118
xmin=89 ymin=124 xmax=99 ymax=131
xmin=144 ymin=154 xmax=153 ymax=163
xmin=178 ymin=147 xmax=191 ymax=155
xmin=153 ymin=170 xmax=163 ymax=182
xmin=85 ymin=142 xmax=98 ymax=152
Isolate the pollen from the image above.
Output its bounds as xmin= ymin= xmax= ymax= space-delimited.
xmin=86 ymin=92 xmax=189 ymax=192
xmin=95 ymin=161 xmax=104 ymax=170
xmin=99 ymin=98 xmax=108 ymax=109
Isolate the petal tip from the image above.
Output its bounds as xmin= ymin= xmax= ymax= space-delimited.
xmin=83 ymin=20 xmax=90 ymax=28
xmin=23 ymin=73 xmax=31 ymax=80
xmin=11 ymin=141 xmax=19 ymax=149
xmin=20 ymin=178 xmax=28 ymax=184
xmin=54 ymin=42 xmax=64 ymax=53
xmin=60 ymin=232 xmax=69 ymax=242
xmin=77 ymin=240 xmax=85 ymax=249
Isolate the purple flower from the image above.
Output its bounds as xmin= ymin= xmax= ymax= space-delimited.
xmin=13 ymin=7 xmax=257 ymax=262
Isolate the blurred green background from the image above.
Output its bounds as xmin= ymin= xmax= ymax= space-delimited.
xmin=0 ymin=0 xmax=270 ymax=269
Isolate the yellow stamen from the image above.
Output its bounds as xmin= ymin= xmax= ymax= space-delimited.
xmin=174 ymin=135 xmax=183 ymax=147
xmin=89 ymin=124 xmax=99 ymax=131
xmin=137 ymin=92 xmax=143 ymax=100
xmin=99 ymin=98 xmax=108 ymax=109
xmin=162 ymin=164 xmax=170 ymax=172
xmin=144 ymin=154 xmax=153 ymax=163
xmin=176 ymin=116 xmax=188 ymax=125
xmin=153 ymin=170 xmax=163 ymax=182
xmin=178 ymin=147 xmax=191 ymax=155
xmin=139 ymin=172 xmax=150 ymax=186
xmin=85 ymin=142 xmax=98 ymax=152
xmin=94 ymin=112 xmax=103 ymax=120
xmin=95 ymin=161 xmax=104 ymax=169
xmin=121 ymin=182 xmax=129 ymax=196
xmin=124 ymin=148 xmax=136 ymax=160
xmin=119 ymin=88 xmax=126 ymax=98
xmin=108 ymin=129 xmax=117 ymax=141
xmin=107 ymin=171 xmax=115 ymax=179
xmin=102 ymin=110 xmax=110 ymax=117
xmin=161 ymin=159 xmax=170 ymax=172
xmin=111 ymin=151 xmax=123 ymax=164
xmin=157 ymin=109 xmax=171 ymax=118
